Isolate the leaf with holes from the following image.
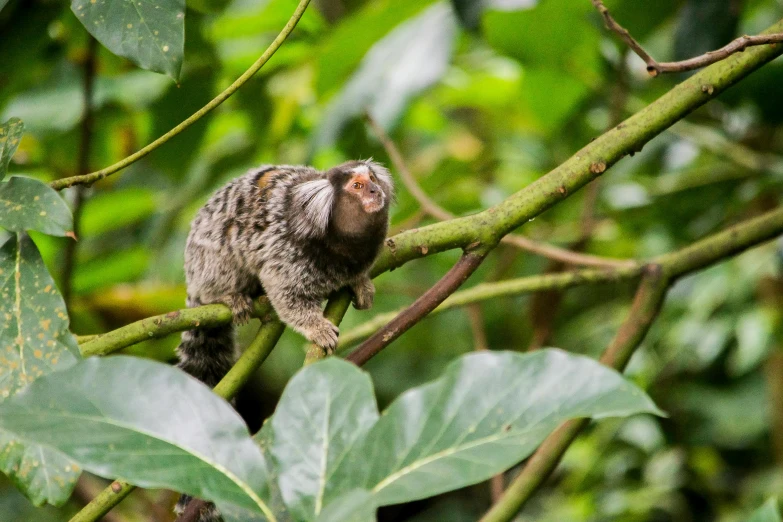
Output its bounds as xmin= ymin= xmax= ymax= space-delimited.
xmin=0 ymin=356 xmax=276 ymax=519
xmin=0 ymin=177 xmax=73 ymax=236
xmin=320 ymin=350 xmax=663 ymax=508
xmin=0 ymin=234 xmax=81 ymax=506
xmin=270 ymin=358 xmax=379 ymax=521
xmin=71 ymin=0 xmax=184 ymax=80
xmin=0 ymin=118 xmax=24 ymax=181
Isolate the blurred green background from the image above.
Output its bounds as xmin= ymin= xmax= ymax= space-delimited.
xmin=2 ymin=0 xmax=783 ymax=520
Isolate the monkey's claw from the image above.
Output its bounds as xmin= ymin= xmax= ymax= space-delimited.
xmin=307 ymin=320 xmax=339 ymax=352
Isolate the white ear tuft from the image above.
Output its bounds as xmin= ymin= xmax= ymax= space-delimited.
xmin=366 ymin=161 xmax=395 ymax=201
xmin=291 ymin=178 xmax=334 ymax=237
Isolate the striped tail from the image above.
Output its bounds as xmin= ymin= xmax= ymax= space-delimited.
xmin=176 ymin=324 xmax=236 ymax=388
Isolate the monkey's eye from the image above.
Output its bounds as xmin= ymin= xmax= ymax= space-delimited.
xmin=369 ymin=174 xmax=376 ymax=182
xmin=353 ymin=182 xmax=363 ymax=189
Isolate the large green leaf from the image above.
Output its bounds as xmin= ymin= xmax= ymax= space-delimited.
xmin=0 ymin=234 xmax=81 ymax=506
xmin=314 ymin=490 xmax=375 ymax=522
xmin=749 ymin=499 xmax=782 ymax=522
xmin=324 ymin=350 xmax=662 ymax=507
xmin=71 ymin=0 xmax=185 ymax=80
xmin=270 ymin=358 xmax=379 ymax=521
xmin=0 ymin=118 xmax=23 ymax=181
xmin=0 ymin=235 xmax=80 ymax=401
xmin=0 ymin=356 xmax=275 ymax=519
xmin=250 ymin=421 xmax=293 ymax=522
xmin=0 ymin=177 xmax=73 ymax=236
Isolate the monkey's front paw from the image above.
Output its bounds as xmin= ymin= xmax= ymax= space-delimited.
xmin=305 ymin=320 xmax=339 ymax=353
xmin=221 ymin=295 xmax=254 ymax=325
xmin=351 ymin=279 xmax=375 ymax=310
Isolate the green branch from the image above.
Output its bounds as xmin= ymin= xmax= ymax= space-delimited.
xmin=51 ymin=0 xmax=312 ymax=191
xmin=370 ymin=19 xmax=783 ymax=275
xmin=77 ymin=206 xmax=783 ymax=358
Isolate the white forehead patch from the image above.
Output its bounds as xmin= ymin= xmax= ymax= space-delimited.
xmin=352 ymin=165 xmax=371 ymax=175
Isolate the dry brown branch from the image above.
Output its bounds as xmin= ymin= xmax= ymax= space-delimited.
xmin=346 ymin=251 xmax=487 ymax=366
xmin=365 ymin=114 xmax=635 ymax=269
xmin=592 ymin=0 xmax=783 ymax=76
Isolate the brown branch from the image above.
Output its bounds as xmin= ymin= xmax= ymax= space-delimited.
xmin=480 ymin=264 xmax=669 ymax=522
xmin=592 ymin=0 xmax=783 ymax=76
xmin=365 ymin=114 xmax=635 ymax=269
xmin=346 ymin=251 xmax=487 ymax=366
xmin=61 ymin=35 xmax=98 ymax=305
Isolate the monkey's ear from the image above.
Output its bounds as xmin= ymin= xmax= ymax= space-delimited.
xmin=366 ymin=161 xmax=395 ymax=202
xmin=291 ymin=178 xmax=335 ymax=237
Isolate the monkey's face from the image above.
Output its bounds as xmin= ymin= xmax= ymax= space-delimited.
xmin=340 ymin=165 xmax=386 ymax=214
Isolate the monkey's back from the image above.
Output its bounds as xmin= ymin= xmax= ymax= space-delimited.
xmin=184 ymin=165 xmax=322 ymax=305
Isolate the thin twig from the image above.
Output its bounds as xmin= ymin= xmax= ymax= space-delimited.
xmin=50 ymin=0 xmax=312 ymax=190
xmin=346 ymin=251 xmax=488 ymax=366
xmin=61 ymin=36 xmax=98 ymax=305
xmin=592 ymin=0 xmax=783 ymax=76
xmin=365 ymin=114 xmax=636 ymax=269
xmin=480 ymin=265 xmax=669 ymax=522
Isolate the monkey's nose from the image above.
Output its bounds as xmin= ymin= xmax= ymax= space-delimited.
xmin=369 ymin=187 xmax=377 ymax=194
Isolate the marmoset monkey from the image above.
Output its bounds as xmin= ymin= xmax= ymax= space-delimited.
xmin=176 ymin=160 xmax=393 ymax=387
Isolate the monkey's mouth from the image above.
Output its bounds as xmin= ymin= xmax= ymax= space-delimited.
xmin=361 ymin=194 xmax=385 ymax=213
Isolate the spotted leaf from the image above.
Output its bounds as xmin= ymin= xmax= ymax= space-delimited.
xmin=0 ymin=177 xmax=73 ymax=236
xmin=0 ymin=234 xmax=81 ymax=506
xmin=71 ymin=0 xmax=185 ymax=80
xmin=0 ymin=118 xmax=24 ymax=181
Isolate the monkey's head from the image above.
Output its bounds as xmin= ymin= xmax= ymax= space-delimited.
xmin=328 ymin=160 xmax=393 ymax=214
xmin=291 ymin=160 xmax=394 ymax=240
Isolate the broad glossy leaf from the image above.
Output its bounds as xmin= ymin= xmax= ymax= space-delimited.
xmin=0 ymin=356 xmax=275 ymax=519
xmin=270 ymin=358 xmax=379 ymax=521
xmin=0 ymin=177 xmax=73 ymax=236
xmin=71 ymin=0 xmax=185 ymax=80
xmin=325 ymin=350 xmax=662 ymax=507
xmin=314 ymin=490 xmax=375 ymax=522
xmin=0 ymin=118 xmax=23 ymax=181
xmin=0 ymin=235 xmax=79 ymax=400
xmin=0 ymin=234 xmax=81 ymax=506
xmin=316 ymin=0 xmax=437 ymax=95
xmin=250 ymin=421 xmax=293 ymax=522
xmin=315 ymin=2 xmax=458 ymax=148
xmin=749 ymin=499 xmax=782 ymax=522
